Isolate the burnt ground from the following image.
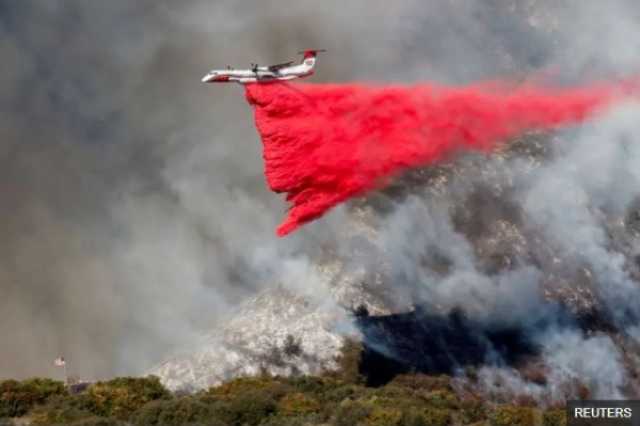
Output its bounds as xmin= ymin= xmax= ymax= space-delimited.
xmin=354 ymin=304 xmax=622 ymax=387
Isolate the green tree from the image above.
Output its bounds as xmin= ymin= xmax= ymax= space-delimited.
xmin=0 ymin=378 xmax=67 ymax=418
xmin=84 ymin=376 xmax=170 ymax=420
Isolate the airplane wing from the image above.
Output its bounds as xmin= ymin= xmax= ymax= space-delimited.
xmin=267 ymin=61 xmax=294 ymax=72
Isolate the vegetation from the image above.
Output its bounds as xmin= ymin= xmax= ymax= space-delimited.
xmin=1 ymin=344 xmax=569 ymax=425
xmin=542 ymin=409 xmax=567 ymax=426
xmin=0 ymin=378 xmax=66 ymax=418
xmin=490 ymin=405 xmax=536 ymax=426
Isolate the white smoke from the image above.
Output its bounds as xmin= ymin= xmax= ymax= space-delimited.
xmin=368 ymin=101 xmax=640 ymax=400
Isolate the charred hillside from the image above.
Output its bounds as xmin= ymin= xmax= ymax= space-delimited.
xmin=154 ymin=126 xmax=640 ymax=402
xmin=355 ymin=303 xmax=625 ymax=388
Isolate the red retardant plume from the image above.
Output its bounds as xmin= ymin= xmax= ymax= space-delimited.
xmin=245 ymin=81 xmax=631 ymax=236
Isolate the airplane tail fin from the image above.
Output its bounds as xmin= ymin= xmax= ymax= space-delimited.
xmin=297 ymin=49 xmax=325 ymax=70
xmin=297 ymin=49 xmax=326 ymax=59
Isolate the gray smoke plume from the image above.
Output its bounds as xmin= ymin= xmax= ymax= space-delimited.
xmin=2 ymin=0 xmax=640 ymax=402
xmin=374 ymin=104 xmax=640 ymax=401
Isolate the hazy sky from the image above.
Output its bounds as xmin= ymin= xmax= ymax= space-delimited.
xmin=1 ymin=0 xmax=639 ymax=383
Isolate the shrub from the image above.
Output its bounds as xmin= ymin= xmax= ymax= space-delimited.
xmin=419 ymin=407 xmax=451 ymax=426
xmin=260 ymin=416 xmax=315 ymax=426
xmin=389 ymin=375 xmax=452 ymax=393
xmin=418 ymin=390 xmax=459 ymax=409
xmin=64 ymin=417 xmax=127 ymax=426
xmin=278 ymin=392 xmax=321 ymax=416
xmin=490 ymin=405 xmax=535 ymax=426
xmin=333 ymin=400 xmax=372 ymax=426
xmin=283 ymin=375 xmax=343 ymax=396
xmin=372 ymin=384 xmax=413 ymax=400
xmin=0 ymin=378 xmax=67 ymax=418
xmin=34 ymin=416 xmax=127 ymax=426
xmin=395 ymin=407 xmax=452 ymax=426
xmin=30 ymin=394 xmax=98 ymax=425
xmin=459 ymin=399 xmax=488 ymax=424
xmin=132 ymin=397 xmax=226 ymax=426
xmin=320 ymin=383 xmax=366 ymax=404
xmin=84 ymin=376 xmax=169 ymax=420
xmin=365 ymin=406 xmax=404 ymax=426
xmin=399 ymin=409 xmax=426 ymax=426
xmin=543 ymin=409 xmax=567 ymax=426
xmin=0 ymin=372 xmax=570 ymax=426
xmin=215 ymin=389 xmax=277 ymax=426
xmin=206 ymin=376 xmax=289 ymax=402
xmin=283 ymin=334 xmax=303 ymax=357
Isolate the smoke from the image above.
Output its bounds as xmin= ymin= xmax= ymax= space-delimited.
xmin=0 ymin=0 xmax=343 ymax=380
xmin=2 ymin=0 xmax=640 ymax=401
xmin=364 ymin=101 xmax=640 ymax=401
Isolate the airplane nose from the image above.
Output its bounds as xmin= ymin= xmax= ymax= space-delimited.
xmin=202 ymin=74 xmax=212 ymax=83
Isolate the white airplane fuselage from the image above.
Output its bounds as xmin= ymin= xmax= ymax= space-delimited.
xmin=202 ymin=53 xmax=317 ymax=84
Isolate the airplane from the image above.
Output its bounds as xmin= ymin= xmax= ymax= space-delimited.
xmin=201 ymin=49 xmax=325 ymax=84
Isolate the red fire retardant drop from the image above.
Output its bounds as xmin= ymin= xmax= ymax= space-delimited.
xmin=245 ymin=81 xmax=625 ymax=236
